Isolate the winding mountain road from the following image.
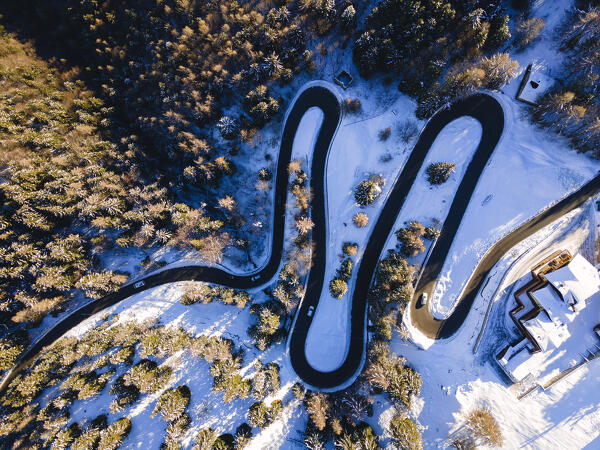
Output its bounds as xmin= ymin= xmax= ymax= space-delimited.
xmin=2 ymin=83 xmax=599 ymax=397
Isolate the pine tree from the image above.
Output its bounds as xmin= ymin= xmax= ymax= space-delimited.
xmin=305 ymin=393 xmax=330 ymax=431
xmin=152 ymin=385 xmax=191 ymax=422
xmin=217 ymin=116 xmax=239 ymax=140
xmin=388 ymin=415 xmax=422 ymax=450
xmin=329 ymin=278 xmax=348 ymax=299
xmin=426 ymin=162 xmax=456 ymax=185
xmin=98 ymin=418 xmax=131 ymax=450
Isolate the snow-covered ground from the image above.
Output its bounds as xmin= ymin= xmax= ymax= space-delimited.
xmin=55 ymin=284 xmax=307 ymax=450
xmin=25 ymin=0 xmax=600 ymax=445
xmin=428 ymin=92 xmax=600 ymax=319
xmin=397 ymin=201 xmax=600 ymax=449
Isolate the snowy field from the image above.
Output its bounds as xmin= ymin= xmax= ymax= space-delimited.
xmin=57 ymin=284 xmax=307 ymax=450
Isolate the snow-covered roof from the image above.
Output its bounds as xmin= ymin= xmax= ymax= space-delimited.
xmin=545 ymin=254 xmax=600 ymax=312
xmin=500 ymin=346 xmax=544 ymax=383
xmin=498 ymin=254 xmax=600 ymax=386
xmin=517 ymin=68 xmax=554 ymax=105
xmin=531 ymin=285 xmax=577 ymax=324
xmin=523 ymin=313 xmax=569 ymax=351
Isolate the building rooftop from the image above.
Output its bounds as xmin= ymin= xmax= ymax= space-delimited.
xmin=497 ymin=253 xmax=600 ymax=387
xmin=545 ymin=253 xmax=600 ymax=312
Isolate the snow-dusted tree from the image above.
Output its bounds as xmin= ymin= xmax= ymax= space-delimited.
xmin=514 ymin=17 xmax=545 ymax=50
xmin=355 ymin=177 xmax=384 ymax=206
xmin=304 ymin=429 xmax=326 ymax=450
xmin=258 ymin=167 xmax=272 ymax=181
xmin=295 ymin=216 xmax=314 ymax=234
xmin=152 ymin=385 xmax=191 ymax=422
xmin=292 ymin=382 xmax=306 ymax=400
xmin=479 ymin=53 xmax=519 ymax=90
xmin=98 ymin=418 xmax=131 ymax=450
xmin=426 ymin=162 xmax=456 ymax=185
xmin=75 ymin=271 xmax=128 ymax=299
xmin=341 ymin=5 xmax=357 ymax=32
xmin=340 ymin=391 xmax=372 ymax=423
xmin=53 ymin=422 xmax=81 ymax=449
xmin=217 ymin=116 xmax=239 ymax=140
xmin=71 ymin=415 xmax=107 ymax=450
xmin=261 ymin=53 xmax=284 ymax=80
xmin=396 ymin=221 xmax=426 ymax=257
xmin=305 ymin=392 xmax=330 ymax=431
xmin=388 ymin=415 xmax=422 ymax=450
xmin=192 ymin=428 xmax=218 ymax=450
xmin=329 ymin=278 xmax=348 ymax=299
xmin=234 ymin=423 xmax=253 ymax=449
xmin=165 ymin=413 xmax=191 ymax=442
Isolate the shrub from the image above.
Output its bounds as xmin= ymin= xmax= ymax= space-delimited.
xmin=353 ymin=213 xmax=369 ymax=228
xmin=344 ymin=98 xmax=362 ymax=114
xmin=388 ymin=415 xmax=422 ymax=450
xmin=465 ymin=408 xmax=503 ymax=447
xmin=397 ymin=119 xmax=419 ymax=144
xmin=152 ymin=385 xmax=191 ymax=422
xmin=426 ymin=162 xmax=455 ymax=184
xmin=342 ymin=242 xmax=358 ymax=256
xmin=355 ymin=176 xmax=384 ymax=206
xmin=292 ymin=382 xmax=306 ymax=400
xmin=378 ymin=127 xmax=392 ymax=141
xmin=329 ymin=278 xmax=349 ymax=299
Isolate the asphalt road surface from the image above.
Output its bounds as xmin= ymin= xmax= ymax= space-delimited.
xmin=2 ymin=86 xmax=599 ymax=396
xmin=288 ymin=94 xmax=506 ymax=389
